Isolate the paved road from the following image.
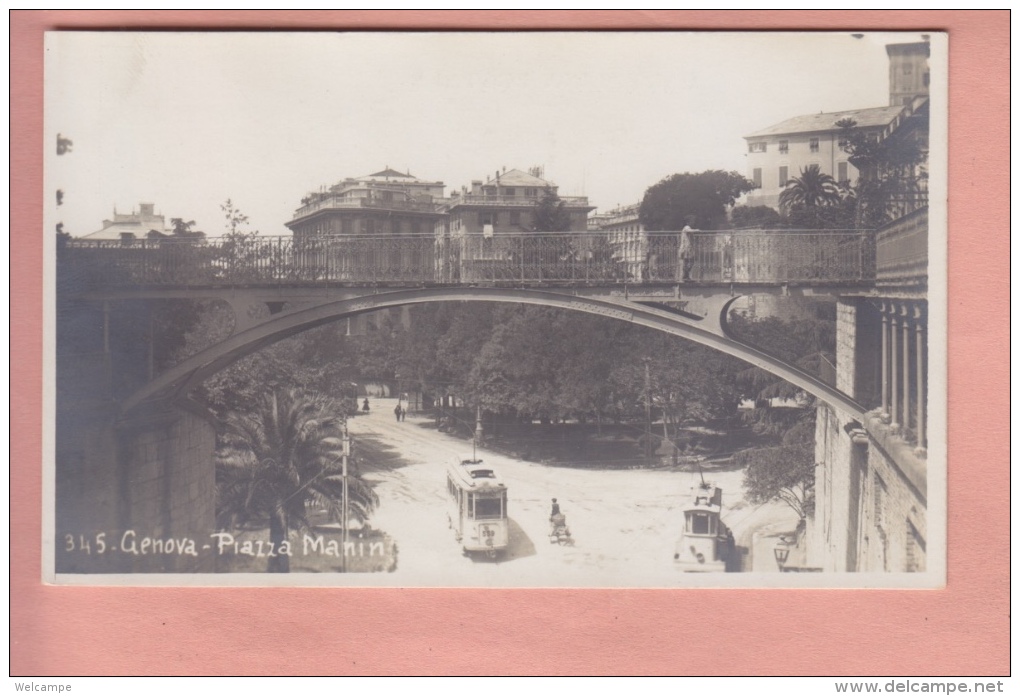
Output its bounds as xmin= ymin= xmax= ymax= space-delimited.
xmin=347 ymin=398 xmax=798 ymax=586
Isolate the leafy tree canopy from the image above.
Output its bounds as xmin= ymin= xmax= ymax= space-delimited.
xmin=778 ymin=164 xmax=842 ymax=211
xmin=532 ymin=189 xmax=572 ymax=232
xmin=730 ymin=205 xmax=786 ymax=229
xmin=639 ymin=170 xmax=755 ymax=231
xmin=216 ymin=387 xmax=378 ymax=572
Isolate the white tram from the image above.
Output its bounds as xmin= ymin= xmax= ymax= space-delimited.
xmin=674 ymin=481 xmax=733 ymax=572
xmin=446 ymin=456 xmax=509 ymax=559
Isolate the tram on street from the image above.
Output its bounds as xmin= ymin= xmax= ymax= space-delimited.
xmin=446 ymin=456 xmax=509 ymax=559
xmin=674 ymin=480 xmax=733 ymax=572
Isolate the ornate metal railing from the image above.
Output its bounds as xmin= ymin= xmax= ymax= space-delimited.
xmin=58 ymin=230 xmax=875 ymax=288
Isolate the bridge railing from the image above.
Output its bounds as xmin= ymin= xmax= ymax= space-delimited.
xmin=57 ymin=230 xmax=875 ymax=287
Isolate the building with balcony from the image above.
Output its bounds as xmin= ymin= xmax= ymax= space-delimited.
xmin=440 ymin=167 xmax=593 ymax=236
xmin=286 ymin=168 xmax=446 ymax=239
xmin=436 ymin=167 xmax=595 ymax=282
xmin=285 ymin=169 xmax=444 ymax=335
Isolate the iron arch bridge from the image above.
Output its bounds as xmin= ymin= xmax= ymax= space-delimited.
xmin=58 ymin=229 xmax=874 ymax=418
xmin=119 ymin=287 xmax=864 ymax=419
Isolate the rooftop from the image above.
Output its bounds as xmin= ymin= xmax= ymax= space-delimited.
xmin=483 ymin=168 xmax=556 ymax=188
xmin=746 ymin=105 xmax=905 ymax=139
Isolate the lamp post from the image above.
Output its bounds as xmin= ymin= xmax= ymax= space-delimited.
xmin=341 ymin=422 xmax=351 ymax=573
xmin=773 ymin=537 xmax=791 ymax=572
xmin=642 ymin=357 xmax=652 ymax=460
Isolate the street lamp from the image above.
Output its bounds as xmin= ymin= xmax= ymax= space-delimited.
xmin=642 ymin=357 xmax=652 ymax=459
xmin=773 ymin=537 xmax=791 ymax=571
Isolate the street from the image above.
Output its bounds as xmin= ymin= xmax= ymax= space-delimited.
xmin=348 ymin=398 xmax=798 ymax=586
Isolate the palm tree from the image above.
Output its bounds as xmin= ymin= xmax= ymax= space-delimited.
xmin=216 ymin=387 xmax=378 ymax=572
xmin=779 ymin=164 xmax=842 ymax=212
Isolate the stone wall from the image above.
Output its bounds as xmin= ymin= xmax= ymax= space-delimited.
xmin=810 ymin=297 xmax=927 ymax=573
xmin=55 ymin=400 xmax=217 ymax=574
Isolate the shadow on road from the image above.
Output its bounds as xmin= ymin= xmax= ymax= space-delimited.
xmin=468 ymin=517 xmax=536 ymax=564
xmin=353 ymin=433 xmax=419 ymax=474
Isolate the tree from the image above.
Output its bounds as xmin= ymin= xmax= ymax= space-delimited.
xmin=735 ymin=417 xmax=815 ymax=519
xmin=532 ymin=188 xmax=572 ymax=232
xmin=730 ymin=205 xmax=786 ymax=229
xmin=778 ymin=164 xmax=842 ymax=213
xmin=221 ymin=198 xmax=252 ymax=236
xmin=169 ymin=218 xmax=205 ymax=239
xmin=639 ymin=170 xmax=755 ymax=230
xmin=836 ymin=117 xmax=928 ymax=228
xmin=215 ymin=388 xmax=378 ymax=572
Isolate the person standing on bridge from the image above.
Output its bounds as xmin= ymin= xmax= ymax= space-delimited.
xmin=679 ymin=222 xmax=695 ymax=282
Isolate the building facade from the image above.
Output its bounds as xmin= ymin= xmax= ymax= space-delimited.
xmin=586 ymin=202 xmax=646 ymax=281
xmin=741 ymin=106 xmax=903 ymax=211
xmin=741 ymin=41 xmax=930 ymax=212
xmin=286 ymin=168 xmax=446 ymax=239
xmin=436 ymin=167 xmax=594 ymax=282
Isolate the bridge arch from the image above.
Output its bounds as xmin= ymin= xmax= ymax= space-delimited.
xmin=124 ymin=287 xmax=862 ymax=418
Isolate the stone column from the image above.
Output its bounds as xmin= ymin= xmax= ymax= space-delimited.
xmin=914 ymin=304 xmax=927 ymax=456
xmin=889 ymin=302 xmax=900 ymax=432
xmin=902 ymin=303 xmax=912 ymax=437
xmin=880 ymin=302 xmax=890 ymax=422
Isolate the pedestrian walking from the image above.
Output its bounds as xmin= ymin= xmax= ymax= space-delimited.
xmin=394 ymin=404 xmax=402 ymax=422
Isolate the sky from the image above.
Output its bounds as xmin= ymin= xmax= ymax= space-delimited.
xmin=44 ymin=31 xmax=926 ymax=238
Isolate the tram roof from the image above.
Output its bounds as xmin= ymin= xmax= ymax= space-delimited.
xmin=447 ymin=456 xmax=506 ymax=489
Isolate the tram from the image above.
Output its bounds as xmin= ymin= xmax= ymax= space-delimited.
xmin=446 ymin=456 xmax=510 ymax=559
xmin=674 ymin=481 xmax=733 ymax=572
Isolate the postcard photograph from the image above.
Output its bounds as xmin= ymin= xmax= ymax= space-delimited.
xmin=45 ymin=31 xmax=945 ymax=587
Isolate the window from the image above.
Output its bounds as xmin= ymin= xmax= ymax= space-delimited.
xmin=809 ymin=137 xmax=820 ymax=153
xmin=474 ymin=496 xmax=503 ymax=520
xmin=524 ymin=187 xmax=537 ymax=197
xmin=690 ymin=513 xmax=710 ymax=535
xmin=752 ymin=168 xmax=762 ymax=188
xmin=504 ymin=187 xmax=515 ymax=197
xmin=837 ymin=161 xmax=849 ymax=184
xmin=509 ymin=211 xmax=521 ymax=226
xmin=748 ymin=142 xmax=767 ymax=154
xmin=778 ymin=140 xmax=789 ymax=154
xmin=779 ymin=166 xmax=789 ymax=187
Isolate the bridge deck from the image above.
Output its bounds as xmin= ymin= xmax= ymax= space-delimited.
xmin=59 ymin=230 xmax=875 ymax=289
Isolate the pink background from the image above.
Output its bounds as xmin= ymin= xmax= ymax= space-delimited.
xmin=11 ymin=11 xmax=1009 ymax=675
